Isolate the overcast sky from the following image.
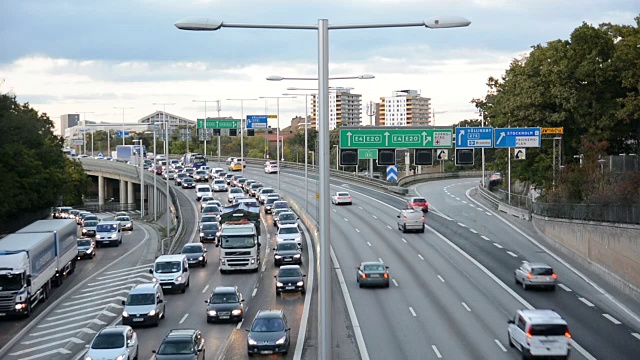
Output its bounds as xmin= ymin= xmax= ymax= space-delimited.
xmin=0 ymin=0 xmax=637 ymax=129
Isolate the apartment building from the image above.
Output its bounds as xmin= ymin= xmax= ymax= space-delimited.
xmin=310 ymin=88 xmax=362 ymax=130
xmin=378 ymin=90 xmax=431 ymax=126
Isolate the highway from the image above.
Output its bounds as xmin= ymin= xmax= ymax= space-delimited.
xmin=240 ymin=164 xmax=640 ymax=360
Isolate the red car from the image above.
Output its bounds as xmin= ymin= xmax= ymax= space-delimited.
xmin=407 ymin=197 xmax=429 ymax=212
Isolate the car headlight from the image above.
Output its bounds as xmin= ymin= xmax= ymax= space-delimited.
xmin=293 ymin=254 xmax=301 ymax=258
xmin=95 ymin=235 xmax=101 ymax=239
xmin=152 ymin=277 xmax=159 ymax=282
xmin=176 ymin=276 xmax=183 ymax=282
xmin=274 ymin=255 xmax=282 ymax=259
xmin=148 ymin=309 xmax=156 ymax=316
xmin=85 ymin=356 xmax=93 ymax=360
xmin=86 ymin=249 xmax=93 ymax=253
xmin=207 ymin=310 xmax=216 ymax=316
xmin=248 ymin=336 xmax=257 ymax=345
xmin=115 ymin=355 xmax=126 ymax=360
xmin=276 ymin=282 xmax=284 ymax=287
xmin=295 ymin=237 xmax=301 ymax=243
xmin=297 ymin=281 xmax=304 ymax=286
xmin=275 ymin=335 xmax=287 ymax=345
xmin=232 ymin=309 xmax=242 ymax=315
xmin=198 ymin=256 xmax=203 ymax=260
xmin=82 ymin=229 xmax=87 ymax=233
xmin=122 ymin=310 xmax=129 ymax=317
xmin=126 ymin=223 xmax=132 ymax=228
xmin=200 ymin=232 xmax=205 ymax=237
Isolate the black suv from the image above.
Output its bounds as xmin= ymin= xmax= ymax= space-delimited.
xmin=199 ymin=222 xmax=220 ymax=244
xmin=153 ymin=329 xmax=205 ymax=360
xmin=205 ymin=286 xmax=244 ymax=323
xmin=275 ymin=265 xmax=306 ymax=295
xmin=246 ymin=310 xmax=290 ymax=356
xmin=273 ymin=242 xmax=302 ymax=266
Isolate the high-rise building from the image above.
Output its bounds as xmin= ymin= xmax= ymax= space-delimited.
xmin=311 ymin=88 xmax=362 ymax=130
xmin=378 ymin=90 xmax=431 ymax=127
xmin=57 ymin=114 xmax=80 ymax=136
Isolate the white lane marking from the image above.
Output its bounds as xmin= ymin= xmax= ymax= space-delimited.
xmin=455 ymin=197 xmax=461 ymax=201
xmin=450 ymin=194 xmax=455 ymax=197
xmin=355 ymin=228 xmax=360 ymax=233
xmin=401 ymin=238 xmax=407 ymax=243
xmin=104 ymin=263 xmax=154 ymax=274
xmin=469 ymin=204 xmax=475 ymax=207
xmin=359 ymin=206 xmax=363 ymax=209
xmin=469 ymin=228 xmax=478 ymax=234
xmin=485 ymin=211 xmax=492 ymax=216
xmin=603 ymin=314 xmax=622 ymax=325
xmin=632 ymin=333 xmax=640 ymax=341
xmin=418 ymin=254 xmax=424 ymax=260
xmin=432 ymin=345 xmax=442 ymax=358
xmin=462 ymin=200 xmax=467 ymax=204
xmin=236 ymin=320 xmax=244 ymax=330
xmin=507 ymin=251 xmax=518 ymax=257
xmin=579 ymin=297 xmax=595 ymax=307
xmin=392 ymin=279 xmax=399 ymax=287
xmin=476 ymin=207 xmax=483 ymax=211
xmin=494 ymin=339 xmax=507 ymax=352
xmin=462 ymin=302 xmax=471 ymax=312
xmin=437 ymin=275 xmax=445 ymax=283
xmin=367 ymin=242 xmax=372 ymax=247
xmin=409 ymin=307 xmax=417 ymax=317
xmin=493 ymin=243 xmax=503 ymax=249
xmin=558 ymin=283 xmax=573 ymax=292
xmin=252 ymin=287 xmax=258 ymax=297
xmin=10 ymin=337 xmax=83 ymax=355
xmin=372 ymin=215 xmax=377 ymax=219
xmin=344 ymin=217 xmax=349 ymax=222
xmin=481 ymin=235 xmax=490 ymax=241
xmin=386 ymin=225 xmax=392 ymax=229
xmin=333 ymin=209 xmax=336 ymax=212
xmin=179 ymin=313 xmax=189 ymax=324
xmin=466 ymin=187 xmax=640 ymax=328
xmin=202 ymin=284 xmax=209 ymax=293
xmin=457 ymin=222 xmax=467 ymax=227
xmin=439 ymin=214 xmax=453 ymax=220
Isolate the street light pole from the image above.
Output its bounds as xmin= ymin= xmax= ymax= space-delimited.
xmin=78 ymin=111 xmax=94 ymax=155
xmin=114 ymin=107 xmax=134 ymax=145
xmin=193 ymin=100 xmax=222 ymax=161
xmin=153 ymin=102 xmax=174 ymax=240
xmin=227 ymin=98 xmax=257 ymax=175
xmin=259 ymin=96 xmax=297 ymax=191
xmin=366 ymin=102 xmax=376 ymax=177
xmin=146 ymin=128 xmax=159 ymax=221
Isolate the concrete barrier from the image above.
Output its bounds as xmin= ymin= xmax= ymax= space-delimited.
xmin=498 ymin=202 xmax=531 ymax=221
xmin=387 ymin=186 xmax=409 ymax=195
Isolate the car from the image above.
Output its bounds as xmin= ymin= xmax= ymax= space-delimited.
xmin=115 ymin=215 xmax=134 ymax=231
xmin=232 ymin=196 xmax=250 ymax=205
xmin=162 ymin=170 xmax=176 ymax=180
xmin=209 ymin=167 xmax=224 ymax=179
xmin=76 ymin=210 xmax=92 ymax=224
xmin=243 ymin=179 xmax=257 ymax=192
xmin=96 ymin=221 xmax=123 ymax=247
xmin=227 ymin=187 xmax=245 ymax=203
xmin=81 ymin=219 xmax=99 ymax=237
xmin=85 ymin=325 xmax=138 ymax=360
xmin=489 ymin=172 xmax=503 ymax=187
xmin=275 ymin=224 xmax=302 ymax=248
xmin=407 ymin=196 xmax=429 ymax=212
xmin=153 ymin=329 xmax=206 ymax=360
xmin=225 ymin=157 xmax=234 ymax=165
xmin=121 ymin=283 xmax=166 ymax=327
xmin=246 ymin=310 xmax=291 ymax=356
xmin=248 ymin=183 xmax=264 ymax=197
xmin=514 ymin=261 xmax=557 ymax=290
xmin=236 ymin=198 xmax=259 ymax=207
xmin=182 ymin=177 xmax=196 ymax=189
xmin=331 ymin=191 xmax=352 ymax=205
xmin=233 ymin=157 xmax=247 ymax=167
xmin=216 ymin=171 xmax=228 ymax=180
xmin=229 ymin=162 xmax=243 ymax=172
xmin=275 ymin=211 xmax=297 ymax=228
xmin=211 ymin=179 xmax=228 ymax=192
xmin=258 ymin=188 xmax=277 ymax=203
xmin=193 ymin=170 xmax=209 ymax=182
xmin=224 ymin=173 xmax=235 ymax=184
xmin=153 ymin=164 xmax=164 ymax=175
xmin=82 ymin=214 xmax=99 ymax=226
xmin=507 ymin=309 xmax=571 ymax=359
xmin=53 ymin=206 xmax=73 ymax=219
xmin=199 ymin=195 xmax=215 ymax=209
xmin=272 ymin=208 xmax=289 ymax=226
xmin=203 ymin=200 xmax=223 ymax=210
xmin=195 ymin=185 xmax=213 ymax=201
xmin=181 ymin=243 xmax=208 ymax=267
xmin=396 ymin=209 xmax=425 ymax=233
xmin=200 ymin=215 xmax=219 ymax=225
xmin=76 ymin=237 xmax=96 ymax=260
xmin=265 ymin=162 xmax=279 ymax=174
xmin=115 ymin=211 xmax=128 ymax=218
xmin=263 ymin=195 xmax=282 ymax=214
xmin=201 ymin=205 xmax=221 ymax=219
xmin=272 ymin=200 xmax=289 ymax=212
xmin=199 ymin=222 xmax=220 ymax=243
xmin=275 ymin=265 xmax=306 ymax=295
xmin=175 ymin=172 xmax=188 ymax=185
xmin=230 ymin=175 xmax=244 ymax=187
xmin=205 ymin=286 xmax=245 ymax=323
xmin=237 ymin=177 xmax=248 ymax=189
xmin=184 ymin=167 xmax=196 ymax=177
xmin=273 ymin=241 xmax=302 ymax=266
xmin=356 ymin=261 xmax=390 ymax=288
xmin=173 ymin=164 xmax=185 ymax=173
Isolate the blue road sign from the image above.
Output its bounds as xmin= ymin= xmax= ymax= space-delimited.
xmin=386 ymin=165 xmax=398 ymax=182
xmin=116 ymin=131 xmax=130 ymax=139
xmin=98 ymin=152 xmax=104 ymax=157
xmin=493 ymin=127 xmax=541 ymax=148
xmin=456 ymin=127 xmax=493 ymax=148
xmin=246 ymin=115 xmax=268 ymax=129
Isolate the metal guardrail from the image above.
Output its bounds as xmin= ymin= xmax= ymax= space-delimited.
xmin=477 ymin=185 xmax=501 ymax=207
xmin=532 ymin=202 xmax=640 ymax=225
xmin=397 ymin=170 xmax=483 ymax=187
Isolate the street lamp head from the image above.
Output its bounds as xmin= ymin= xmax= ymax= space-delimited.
xmin=266 ymin=75 xmax=284 ymax=81
xmin=424 ymin=16 xmax=471 ymax=29
xmin=357 ymin=74 xmax=375 ymax=79
xmin=175 ymin=17 xmax=223 ymax=31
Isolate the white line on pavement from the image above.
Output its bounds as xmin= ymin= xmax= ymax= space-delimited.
xmin=457 ymin=222 xmax=467 ymax=227
xmin=409 ymin=307 xmax=417 ymax=317
xmin=603 ymin=314 xmax=622 ymax=324
xmin=392 ymin=279 xmax=398 ymax=287
xmin=494 ymin=339 xmax=507 ymax=352
xmin=252 ymin=288 xmax=258 ymax=297
xmin=493 ymin=243 xmax=503 ymax=249
xmin=579 ymin=297 xmax=595 ymax=307
xmin=378 ymin=258 xmax=383 ymax=263
xmin=632 ymin=333 xmax=640 ymax=341
xmin=202 ymin=284 xmax=209 ymax=294
xmin=481 ymin=235 xmax=490 ymax=241
xmin=558 ymin=284 xmax=573 ymax=292
xmin=344 ymin=217 xmax=349 ymax=222
xmin=432 ymin=345 xmax=442 ymax=358
xmin=507 ymin=251 xmax=518 ymax=257
xmin=469 ymin=228 xmax=478 ymax=234
xmin=179 ymin=313 xmax=189 ymax=324
xmin=418 ymin=254 xmax=424 ymax=260
xmin=236 ymin=320 xmax=244 ymax=330
xmin=485 ymin=211 xmax=492 ymax=216
xmin=401 ymin=238 xmax=407 ymax=243
xmin=437 ymin=275 xmax=445 ymax=283
xmin=355 ymin=228 xmax=360 ymax=233
xmin=386 ymin=225 xmax=392 ymax=229
xmin=372 ymin=215 xmax=377 ymax=219
xmin=367 ymin=242 xmax=372 ymax=247
xmin=462 ymin=302 xmax=471 ymax=312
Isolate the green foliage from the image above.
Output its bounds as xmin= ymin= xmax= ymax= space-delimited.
xmin=0 ymin=93 xmax=89 ymax=221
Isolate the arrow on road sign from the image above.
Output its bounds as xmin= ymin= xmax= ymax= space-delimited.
xmin=422 ymin=132 xmax=431 ymax=146
xmin=458 ymin=130 xmax=464 ymax=146
xmin=514 ymin=148 xmax=526 ymax=160
xmin=496 ymin=132 xmax=505 ymax=145
xmin=437 ymin=149 xmax=448 ymax=160
xmin=346 ymin=132 xmax=352 ymax=146
xmin=384 ymin=132 xmax=390 ymax=146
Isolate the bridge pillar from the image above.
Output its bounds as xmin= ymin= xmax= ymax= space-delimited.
xmin=127 ymin=181 xmax=135 ymax=210
xmin=120 ymin=179 xmax=127 ymax=205
xmin=98 ymin=175 xmax=105 ymax=206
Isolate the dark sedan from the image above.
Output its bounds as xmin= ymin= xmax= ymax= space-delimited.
xmin=246 ymin=310 xmax=290 ymax=356
xmin=273 ymin=242 xmax=302 ymax=266
xmin=199 ymin=222 xmax=220 ymax=244
xmin=205 ymin=286 xmax=244 ymax=323
xmin=182 ymin=177 xmax=196 ymax=189
xmin=174 ymin=172 xmax=188 ymax=186
xmin=356 ymin=261 xmax=390 ymax=288
xmin=181 ymin=243 xmax=207 ymax=267
xmin=275 ymin=265 xmax=306 ymax=295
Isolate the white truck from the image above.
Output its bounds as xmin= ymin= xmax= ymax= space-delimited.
xmin=17 ymin=219 xmax=78 ymax=287
xmin=0 ymin=232 xmax=58 ymax=317
xmin=217 ymin=220 xmax=260 ymax=273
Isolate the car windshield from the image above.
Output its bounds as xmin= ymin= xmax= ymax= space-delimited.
xmin=91 ymin=333 xmax=124 ymax=349
xmin=530 ymin=324 xmax=568 ymax=336
xmin=201 ymin=216 xmax=217 ymax=223
xmin=183 ymin=178 xmax=194 ymax=183
xmin=337 ymin=192 xmax=349 ymax=197
xmin=116 ymin=216 xmax=130 ymax=222
xmin=0 ymin=273 xmax=23 ymax=291
xmin=201 ymin=196 xmax=214 ymax=202
xmin=220 ymin=236 xmax=256 ymax=249
xmin=279 ymin=227 xmax=299 ymax=235
xmin=182 ymin=245 xmax=203 ymax=254
xmin=532 ymin=267 xmax=554 ymax=276
xmin=155 ymin=261 xmax=182 ymax=273
xmin=157 ymin=339 xmax=195 ymax=355
xmin=77 ymin=239 xmax=92 ymax=247
xmin=278 ymin=242 xmax=298 ymax=251
xmin=96 ymin=224 xmax=118 ymax=233
xmin=411 ymin=198 xmax=426 ymax=203
xmin=177 ymin=173 xmax=186 ymax=178
xmin=278 ymin=268 xmax=301 ymax=277
xmin=196 ymin=171 xmax=206 ymax=175
xmin=230 ymin=188 xmax=243 ymax=194
xmin=202 ymin=223 xmax=219 ymax=231
xmin=84 ymin=216 xmax=98 ymax=221
xmin=127 ymin=293 xmax=155 ymax=305
xmin=262 ymin=189 xmax=274 ymax=194
xmin=251 ymin=318 xmax=285 ymax=332
xmin=214 ymin=180 xmax=225 ymax=185
xmin=203 ymin=206 xmax=220 ymax=213
xmin=363 ymin=264 xmax=386 ymax=272
xmin=210 ymin=293 xmax=238 ymax=303
xmin=274 ymin=202 xmax=289 ymax=209
xmin=84 ymin=220 xmax=98 ymax=227
xmin=279 ymin=213 xmax=296 ymax=221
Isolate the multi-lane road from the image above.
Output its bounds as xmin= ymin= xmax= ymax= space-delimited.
xmin=3 ymin=162 xmax=640 ymax=360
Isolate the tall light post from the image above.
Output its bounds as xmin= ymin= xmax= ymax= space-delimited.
xmin=193 ymin=100 xmax=222 ymax=161
xmin=146 ymin=126 xmax=161 ymax=221
xmin=113 ymin=107 xmax=134 ymax=145
xmin=78 ymin=111 xmax=94 ymax=155
xmin=175 ymin=16 xmax=471 ymax=360
xmin=259 ymin=96 xmax=297 ymax=191
xmin=366 ymin=101 xmax=376 ymax=177
xmin=227 ymin=98 xmax=257 ymax=175
xmin=133 ymin=139 xmax=145 ymax=217
xmin=153 ymin=102 xmax=175 ymax=240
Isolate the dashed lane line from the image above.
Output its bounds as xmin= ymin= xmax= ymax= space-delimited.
xmin=462 ymin=302 xmax=471 ymax=312
xmin=493 ymin=243 xmax=503 ymax=249
xmin=603 ymin=314 xmax=622 ymax=325
xmin=367 ymin=242 xmax=372 ymax=247
xmin=506 ymin=251 xmax=518 ymax=258
xmin=494 ymin=339 xmax=507 ymax=352
xmin=437 ymin=275 xmax=445 ymax=283
xmin=481 ymin=235 xmax=490 ymax=241
xmin=469 ymin=229 xmax=478 ymax=234
xmin=418 ymin=254 xmax=424 ymax=260
xmin=558 ymin=284 xmax=572 ymax=292
xmin=579 ymin=298 xmax=595 ymax=307
xmin=409 ymin=307 xmax=417 ymax=317
xmin=392 ymin=279 xmax=399 ymax=287
xmin=432 ymin=345 xmax=442 ymax=358
xmin=179 ymin=313 xmax=189 ymax=324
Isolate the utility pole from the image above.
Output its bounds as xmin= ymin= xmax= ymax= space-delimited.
xmin=114 ymin=107 xmax=134 ymax=145
xmin=227 ymin=98 xmax=257 ymax=175
xmin=77 ymin=111 xmax=94 ymax=156
xmin=153 ymin=102 xmax=174 ymax=241
xmin=365 ymin=101 xmax=376 ymax=177
xmin=193 ymin=100 xmax=222 ymax=162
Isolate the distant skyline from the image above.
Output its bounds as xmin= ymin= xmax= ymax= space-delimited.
xmin=1 ymin=0 xmax=637 ymax=129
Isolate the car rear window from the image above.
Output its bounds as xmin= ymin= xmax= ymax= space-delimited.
xmin=532 ymin=267 xmax=554 ymax=276
xmin=529 ymin=324 xmax=568 ymax=336
xmin=364 ymin=264 xmax=385 ymax=272
xmin=412 ymin=198 xmax=426 ymax=203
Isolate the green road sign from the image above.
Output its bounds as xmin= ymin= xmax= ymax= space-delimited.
xmin=340 ymin=128 xmax=453 ymax=149
xmin=358 ymin=149 xmax=378 ymax=159
xmin=197 ymin=118 xmax=239 ymax=129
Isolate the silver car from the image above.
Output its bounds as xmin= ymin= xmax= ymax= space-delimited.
xmin=211 ymin=179 xmax=228 ymax=192
xmin=276 ymin=224 xmax=302 ymax=248
xmin=84 ymin=325 xmax=138 ymax=360
xmin=515 ymin=261 xmax=557 ymax=290
xmin=331 ymin=191 xmax=353 ymax=205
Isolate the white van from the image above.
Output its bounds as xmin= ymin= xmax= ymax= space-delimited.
xmin=396 ymin=209 xmax=425 ymax=233
xmin=149 ymin=255 xmax=190 ymax=293
xmin=95 ymin=221 xmax=123 ymax=247
xmin=195 ymin=185 xmax=213 ymax=201
xmin=121 ymin=283 xmax=165 ymax=326
xmin=508 ymin=309 xmax=571 ymax=359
